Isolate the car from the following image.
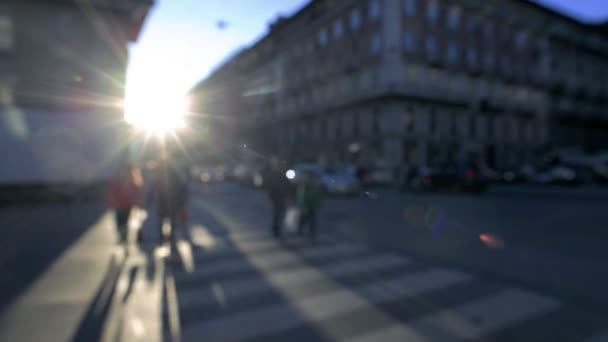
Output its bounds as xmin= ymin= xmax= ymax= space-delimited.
xmin=322 ymin=168 xmax=362 ymax=195
xmin=232 ymin=163 xmax=256 ymax=183
xmin=560 ymin=155 xmax=608 ymax=184
xmin=363 ymin=165 xmax=395 ymax=187
xmin=193 ymin=165 xmax=226 ymax=183
xmin=291 ymin=164 xmax=361 ymax=195
xmin=526 ymin=165 xmax=578 ymax=185
xmin=404 ymin=162 xmax=487 ymax=193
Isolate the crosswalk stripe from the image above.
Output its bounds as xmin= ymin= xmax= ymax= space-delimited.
xmin=177 ymin=243 xmax=368 ymax=281
xmin=190 ymin=234 xmax=337 ymax=261
xmin=181 ymin=269 xmax=471 ymax=341
xmin=177 ymin=253 xmax=408 ymax=308
xmin=350 ymin=289 xmax=560 ymax=342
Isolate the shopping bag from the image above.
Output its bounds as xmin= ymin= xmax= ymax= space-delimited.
xmin=283 ymin=207 xmax=300 ymax=233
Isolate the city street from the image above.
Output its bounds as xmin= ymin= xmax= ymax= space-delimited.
xmin=164 ymin=182 xmax=608 ymax=341
xmin=2 ymin=183 xmax=608 ymax=341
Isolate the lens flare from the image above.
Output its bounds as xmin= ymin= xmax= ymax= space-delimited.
xmin=480 ymin=233 xmax=505 ymax=249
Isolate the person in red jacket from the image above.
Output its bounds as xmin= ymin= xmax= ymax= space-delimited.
xmin=106 ymin=163 xmax=144 ymax=244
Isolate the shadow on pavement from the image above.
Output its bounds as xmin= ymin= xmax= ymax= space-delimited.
xmin=0 ymin=203 xmax=106 ymax=316
xmin=163 ymin=202 xmax=341 ymax=341
xmin=71 ymin=254 xmax=125 ymax=342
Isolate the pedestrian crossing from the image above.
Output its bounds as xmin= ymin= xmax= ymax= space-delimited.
xmin=166 ymin=227 xmax=605 ymax=342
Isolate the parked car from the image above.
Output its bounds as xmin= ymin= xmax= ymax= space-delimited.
xmin=322 ymin=168 xmax=362 ymax=195
xmin=593 ymin=162 xmax=608 ymax=184
xmin=404 ymin=162 xmax=487 ymax=193
xmin=193 ymin=165 xmax=226 ymax=183
xmin=363 ymin=165 xmax=395 ymax=187
xmin=232 ymin=163 xmax=256 ymax=183
xmin=291 ymin=164 xmax=361 ymax=195
xmin=526 ymin=164 xmax=578 ymax=185
xmin=560 ymin=156 xmax=608 ymax=184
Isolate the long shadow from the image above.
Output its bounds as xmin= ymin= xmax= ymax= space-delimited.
xmin=70 ymin=254 xmax=125 ymax=342
xmin=0 ymin=201 xmax=106 ymax=316
xmin=71 ymin=217 xmax=160 ymax=342
xmin=166 ymin=201 xmax=340 ymax=341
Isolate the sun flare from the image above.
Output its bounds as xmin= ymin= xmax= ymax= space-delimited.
xmin=124 ymin=90 xmax=189 ymax=136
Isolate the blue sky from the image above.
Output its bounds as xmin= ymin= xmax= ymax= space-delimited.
xmin=125 ymin=0 xmax=608 ymax=107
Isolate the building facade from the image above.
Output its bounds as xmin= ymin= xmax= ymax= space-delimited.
xmin=0 ymin=0 xmax=152 ymax=186
xmin=1 ymin=0 xmax=151 ymax=111
xmin=190 ymin=0 xmax=608 ymax=170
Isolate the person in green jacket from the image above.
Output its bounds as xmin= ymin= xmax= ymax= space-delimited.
xmin=296 ymin=170 xmax=323 ymax=239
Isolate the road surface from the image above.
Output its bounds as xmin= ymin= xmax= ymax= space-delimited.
xmin=161 ymin=183 xmax=608 ymax=341
xmin=2 ymin=183 xmax=608 ymax=341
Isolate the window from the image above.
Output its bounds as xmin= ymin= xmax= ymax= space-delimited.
xmin=370 ymin=32 xmax=382 ymax=54
xmin=467 ymin=47 xmax=478 ymax=67
xmin=484 ymin=22 xmax=494 ymax=40
xmin=350 ymin=8 xmax=361 ymax=31
xmin=450 ymin=113 xmax=458 ymax=137
xmin=448 ymin=6 xmax=461 ymax=30
xmin=470 ymin=114 xmax=477 ymax=138
xmin=404 ymin=0 xmax=416 ymax=16
xmin=500 ymin=26 xmax=510 ymax=43
xmin=372 ymin=110 xmax=380 ymax=134
xmin=501 ymin=56 xmax=511 ymax=74
xmin=306 ymin=40 xmax=314 ymax=54
xmin=447 ymin=41 xmax=459 ymax=63
xmin=0 ymin=14 xmax=13 ymax=51
xmin=369 ymin=0 xmax=381 ymax=20
xmin=484 ymin=53 xmax=495 ymax=70
xmin=466 ymin=17 xmax=477 ymax=34
xmin=404 ymin=110 xmax=414 ymax=133
xmin=429 ymin=110 xmax=437 ymax=134
xmin=318 ymin=28 xmax=328 ymax=47
xmin=335 ymin=117 xmax=342 ymax=138
xmin=487 ymin=116 xmax=494 ymax=139
xmin=333 ymin=18 xmax=344 ymax=39
xmin=403 ymin=30 xmax=416 ymax=52
xmin=425 ymin=36 xmax=438 ymax=58
xmin=427 ymin=0 xmax=439 ymax=25
xmin=516 ymin=30 xmax=527 ymax=50
xmin=503 ymin=119 xmax=510 ymax=140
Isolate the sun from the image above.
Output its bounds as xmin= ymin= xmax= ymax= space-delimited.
xmin=124 ymin=89 xmax=189 ymax=136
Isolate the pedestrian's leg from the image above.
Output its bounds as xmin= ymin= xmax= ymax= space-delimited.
xmin=309 ymin=208 xmax=317 ymax=240
xmin=159 ymin=214 xmax=167 ymax=244
xmin=169 ymin=211 xmax=181 ymax=257
xmin=298 ymin=209 xmax=309 ymax=235
xmin=272 ymin=201 xmax=284 ymax=237
xmin=115 ymin=209 xmax=130 ymax=244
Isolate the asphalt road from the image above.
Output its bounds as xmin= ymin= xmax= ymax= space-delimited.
xmin=1 ymin=183 xmax=607 ymax=341
xmin=197 ymin=183 xmax=608 ymax=312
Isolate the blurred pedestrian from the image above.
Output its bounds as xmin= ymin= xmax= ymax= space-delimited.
xmin=262 ymin=156 xmax=291 ymax=238
xmin=296 ymin=170 xmax=323 ymax=239
xmin=105 ymin=163 xmax=144 ymax=245
xmin=157 ymin=157 xmax=189 ymax=250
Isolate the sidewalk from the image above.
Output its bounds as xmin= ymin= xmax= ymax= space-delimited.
xmin=0 ymin=206 xmax=119 ymax=341
xmin=0 ymin=205 xmax=165 ymax=342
